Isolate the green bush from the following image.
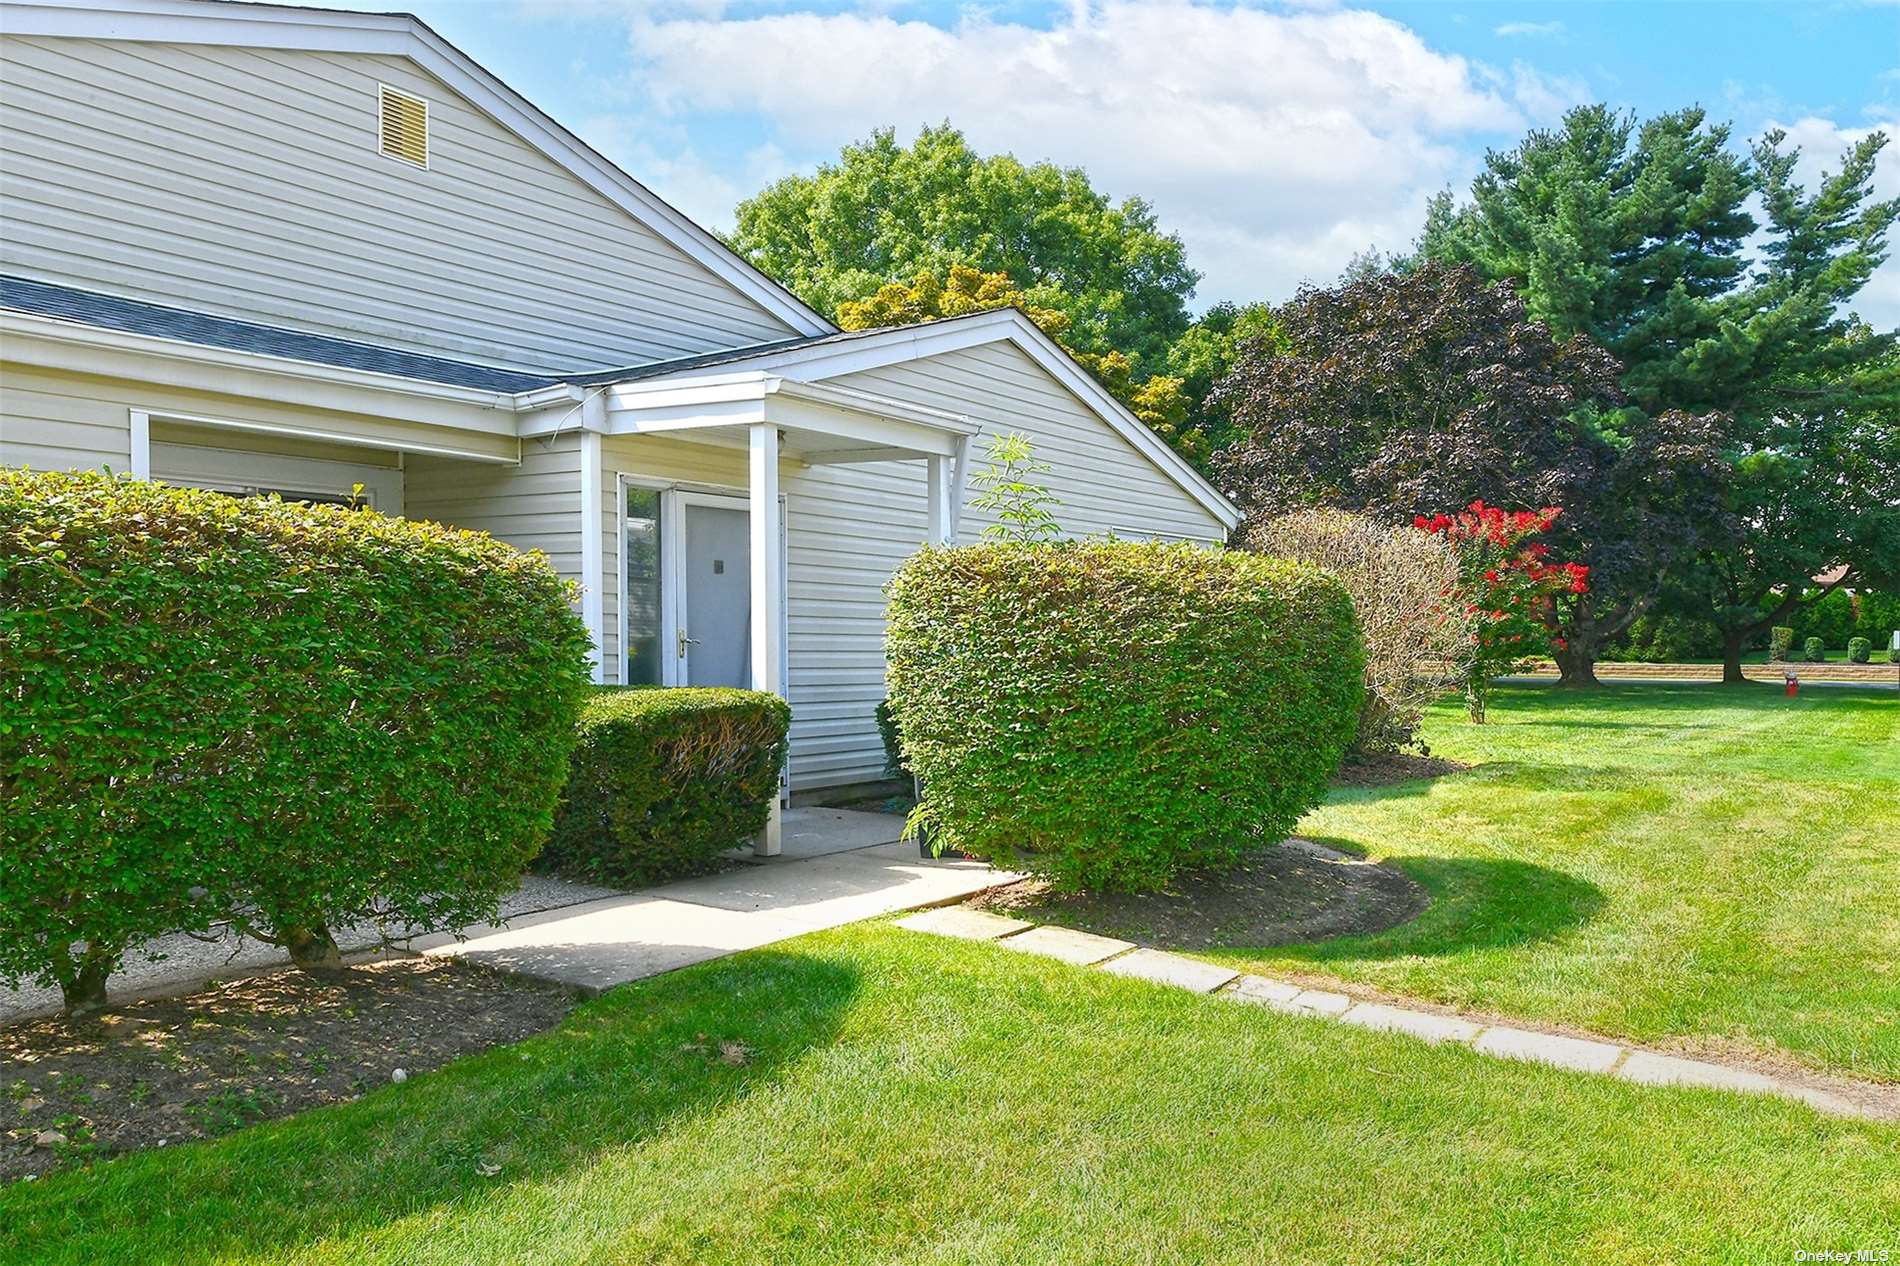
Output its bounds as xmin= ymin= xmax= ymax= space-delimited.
xmin=1847 ymin=637 xmax=1873 ymax=664
xmin=538 ymin=687 xmax=791 ymax=887
xmin=885 ymin=542 xmax=1363 ymax=892
xmin=1802 ymin=636 xmax=1827 ymax=662
xmin=875 ymin=697 xmax=909 ymax=780
xmin=1603 ymin=610 xmax=1726 ymax=662
xmin=1853 ymin=590 xmax=1900 ymax=646
xmin=0 ymin=470 xmax=591 ymax=1009
xmin=1769 ymin=626 xmax=1796 ymax=661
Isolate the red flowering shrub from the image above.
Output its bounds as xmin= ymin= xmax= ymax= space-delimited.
xmin=1416 ymin=502 xmax=1588 ymax=722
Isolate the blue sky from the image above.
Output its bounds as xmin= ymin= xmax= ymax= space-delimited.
xmin=388 ymin=0 xmax=1898 ymax=324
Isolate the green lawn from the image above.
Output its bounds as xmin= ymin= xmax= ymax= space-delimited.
xmin=4 ymin=923 xmax=1896 ymax=1265
xmin=1208 ymin=684 xmax=1900 ymax=1079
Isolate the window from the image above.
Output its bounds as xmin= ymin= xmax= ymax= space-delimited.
xmin=624 ymin=485 xmax=664 ymax=685
xmin=378 ymin=84 xmax=429 ymax=168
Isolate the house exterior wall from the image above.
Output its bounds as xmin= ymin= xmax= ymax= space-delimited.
xmin=406 ymin=435 xmax=584 ymax=594
xmin=0 ymin=34 xmax=800 ymax=373
xmin=0 ymin=364 xmax=134 ymax=472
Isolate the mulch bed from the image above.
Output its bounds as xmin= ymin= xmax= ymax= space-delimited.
xmin=1 ymin=958 xmax=576 ymax=1184
xmin=974 ymin=838 xmax=1430 ymax=950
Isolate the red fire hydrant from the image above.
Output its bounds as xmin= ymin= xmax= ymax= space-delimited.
xmin=1785 ymin=671 xmax=1799 ymax=697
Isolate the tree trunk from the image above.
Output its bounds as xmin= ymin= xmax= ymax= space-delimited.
xmin=1553 ymin=642 xmax=1601 ymax=688
xmin=60 ymin=953 xmax=112 ymax=1016
xmin=1721 ymin=629 xmax=1748 ymax=685
xmin=284 ymin=923 xmax=346 ymax=974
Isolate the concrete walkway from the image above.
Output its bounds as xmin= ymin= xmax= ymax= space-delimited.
xmin=897 ymin=907 xmax=1897 ymax=1122
xmin=2 ymin=808 xmax=1015 ymax=1024
xmin=414 ymin=809 xmax=1020 ymax=994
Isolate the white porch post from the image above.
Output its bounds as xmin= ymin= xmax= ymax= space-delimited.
xmin=750 ymin=422 xmax=784 ymax=857
xmin=948 ymin=434 xmax=972 ymax=544
xmin=925 ymin=453 xmax=952 ymax=545
xmin=128 ymin=409 xmax=151 ymax=480
xmin=578 ymin=427 xmax=605 ymax=685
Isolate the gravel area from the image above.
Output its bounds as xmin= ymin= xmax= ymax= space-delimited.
xmin=0 ymin=874 xmax=624 ymax=1026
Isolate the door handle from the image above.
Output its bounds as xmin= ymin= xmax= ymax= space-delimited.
xmin=677 ymin=628 xmax=700 ymax=658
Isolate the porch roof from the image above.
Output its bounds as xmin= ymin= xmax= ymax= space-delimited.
xmin=522 ymin=370 xmax=978 ymax=464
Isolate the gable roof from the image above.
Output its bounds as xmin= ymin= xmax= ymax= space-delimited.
xmin=0 ymin=0 xmax=834 ymax=340
xmin=591 ymin=308 xmax=1242 ymax=529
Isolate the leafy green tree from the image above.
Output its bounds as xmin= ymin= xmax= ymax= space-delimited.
xmin=1420 ymin=106 xmax=1899 ymax=681
xmin=730 ymin=125 xmax=1198 ymax=370
xmin=1162 ymin=301 xmax=1285 ymax=469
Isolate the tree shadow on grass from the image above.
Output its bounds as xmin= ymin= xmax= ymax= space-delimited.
xmin=0 ymin=949 xmax=861 ymax=1266
xmin=1254 ymin=852 xmax=1606 ymax=963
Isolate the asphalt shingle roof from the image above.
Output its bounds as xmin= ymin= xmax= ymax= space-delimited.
xmin=2 ymin=276 xmax=562 ymax=394
xmin=2 ymin=275 xmax=908 ymax=395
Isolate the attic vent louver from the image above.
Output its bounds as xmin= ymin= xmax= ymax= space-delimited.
xmin=378 ymin=85 xmax=428 ymax=168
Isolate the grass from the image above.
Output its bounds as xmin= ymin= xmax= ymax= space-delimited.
xmin=3 ymin=922 xmax=1896 ymax=1265
xmin=1207 ymin=684 xmax=1900 ymax=1079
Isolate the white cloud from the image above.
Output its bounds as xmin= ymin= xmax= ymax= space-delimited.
xmin=598 ymin=0 xmax=1565 ymax=305
xmin=1762 ymin=115 xmax=1900 ymax=329
xmin=1493 ymin=20 xmax=1564 ymax=39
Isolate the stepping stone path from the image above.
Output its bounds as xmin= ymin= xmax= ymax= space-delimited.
xmin=894 ymin=908 xmax=1882 ymax=1121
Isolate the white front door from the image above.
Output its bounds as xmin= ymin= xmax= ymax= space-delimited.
xmin=678 ymin=496 xmax=752 ymax=688
xmin=621 ymin=482 xmax=786 ymax=691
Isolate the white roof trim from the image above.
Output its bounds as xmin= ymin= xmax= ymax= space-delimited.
xmin=2 ymin=309 xmax=521 ymax=420
xmin=633 ymin=309 xmax=1241 ymax=529
xmin=0 ymin=0 xmax=834 ymax=339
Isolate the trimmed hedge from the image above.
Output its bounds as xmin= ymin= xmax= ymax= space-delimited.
xmin=1803 ymin=636 xmax=1827 ymax=663
xmin=538 ymin=687 xmax=791 ymax=887
xmin=1770 ymin=626 xmax=1796 ymax=661
xmin=1848 ymin=637 xmax=1873 ymax=664
xmin=885 ymin=542 xmax=1364 ymax=892
xmin=0 ymin=469 xmax=592 ymax=1008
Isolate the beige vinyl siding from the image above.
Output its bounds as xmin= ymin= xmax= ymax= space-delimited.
xmin=0 ymin=368 xmax=133 ymax=472
xmin=782 ymin=340 xmax=1228 ymax=789
xmin=406 ymin=436 xmax=583 ymax=593
xmin=0 ymin=36 xmax=799 ymax=374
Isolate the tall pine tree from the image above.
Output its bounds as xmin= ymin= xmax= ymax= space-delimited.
xmin=1422 ymin=107 xmax=1898 ymax=682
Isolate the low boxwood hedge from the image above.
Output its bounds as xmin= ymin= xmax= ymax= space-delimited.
xmin=538 ymin=687 xmax=791 ymax=887
xmin=0 ymin=469 xmax=592 ymax=1010
xmin=885 ymin=541 xmax=1363 ymax=892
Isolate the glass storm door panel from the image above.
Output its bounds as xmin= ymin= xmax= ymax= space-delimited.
xmin=624 ymin=486 xmax=664 ymax=686
xmin=681 ymin=503 xmax=751 ymax=688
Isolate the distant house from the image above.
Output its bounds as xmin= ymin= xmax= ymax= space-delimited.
xmin=0 ymin=0 xmax=1238 ymax=846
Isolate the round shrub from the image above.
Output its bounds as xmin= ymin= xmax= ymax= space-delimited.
xmin=0 ymin=469 xmax=591 ymax=1009
xmin=1769 ymin=626 xmax=1796 ymax=661
xmin=885 ymin=542 xmax=1364 ymax=892
xmin=538 ymin=686 xmax=791 ymax=887
xmin=1847 ymin=636 xmax=1872 ymax=664
xmin=1803 ymin=636 xmax=1827 ymax=663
